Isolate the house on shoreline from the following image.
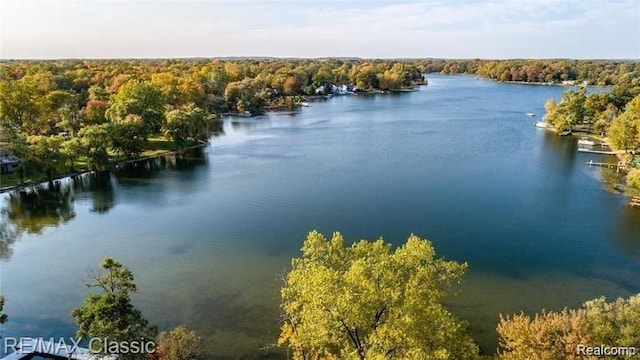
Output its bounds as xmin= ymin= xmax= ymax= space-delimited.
xmin=0 ymin=149 xmax=19 ymax=174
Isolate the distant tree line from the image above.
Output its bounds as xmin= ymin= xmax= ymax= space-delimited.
xmin=1 ymin=58 xmax=637 ymax=188
xmin=423 ymin=59 xmax=640 ymax=85
xmin=0 ymin=59 xmax=426 ymax=186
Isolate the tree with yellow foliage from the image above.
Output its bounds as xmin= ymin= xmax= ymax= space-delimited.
xmin=279 ymin=231 xmax=479 ymax=360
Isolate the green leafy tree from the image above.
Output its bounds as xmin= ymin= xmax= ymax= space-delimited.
xmin=106 ymin=80 xmax=166 ymax=134
xmin=610 ymin=84 xmax=640 ymax=111
xmin=111 ymin=114 xmax=147 ymax=158
xmin=582 ymin=296 xmax=640 ymax=350
xmin=62 ymin=137 xmax=83 ymax=172
xmin=608 ymin=95 xmax=640 ymax=151
xmin=543 ymin=89 xmax=588 ymax=132
xmin=88 ymin=85 xmax=110 ymax=101
xmin=564 ymin=88 xmax=587 ymax=125
xmin=279 ymin=231 xmax=479 ymax=360
xmin=78 ymin=124 xmax=112 ymax=171
xmin=353 ymin=65 xmax=379 ymax=89
xmin=187 ymin=105 xmax=214 ymax=141
xmin=543 ymin=98 xmax=561 ymax=129
xmin=627 ymin=169 xmax=640 ymax=196
xmin=154 ymin=326 xmax=201 ymax=360
xmin=25 ymin=135 xmax=68 ymax=184
xmin=163 ymin=104 xmax=212 ymax=152
xmin=608 ymin=111 xmax=639 ymax=150
xmin=163 ymin=108 xmax=195 ymax=152
xmin=71 ymin=258 xmax=156 ymax=359
xmin=0 ymin=79 xmax=47 ymax=135
xmin=224 ymin=79 xmax=268 ymax=114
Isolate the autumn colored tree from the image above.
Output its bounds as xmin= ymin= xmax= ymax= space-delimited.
xmin=279 ymin=231 xmax=479 ymax=359
xmin=84 ymin=100 xmax=109 ymax=125
xmin=283 ymin=76 xmax=301 ymax=96
xmin=154 ymin=326 xmax=201 ymax=360
xmin=608 ymin=95 xmax=640 ymax=150
xmin=497 ymin=309 xmax=589 ymax=360
xmin=498 ymin=294 xmax=640 ymax=360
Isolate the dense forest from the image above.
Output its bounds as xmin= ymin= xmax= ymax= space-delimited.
xmin=423 ymin=59 xmax=640 ymax=85
xmin=0 ymin=58 xmax=427 ymax=187
xmin=0 ymin=58 xmax=638 ymax=189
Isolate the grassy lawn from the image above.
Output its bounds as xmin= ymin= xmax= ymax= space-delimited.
xmin=147 ymin=135 xmax=176 ymax=152
xmin=0 ymin=171 xmax=23 ymax=188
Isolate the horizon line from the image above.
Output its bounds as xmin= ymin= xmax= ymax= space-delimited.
xmin=1 ymin=56 xmax=639 ymax=62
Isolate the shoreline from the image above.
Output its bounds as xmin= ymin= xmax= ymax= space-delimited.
xmin=0 ymin=142 xmax=208 ymax=194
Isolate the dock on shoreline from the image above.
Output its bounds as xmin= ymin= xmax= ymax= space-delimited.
xmin=578 ymin=148 xmax=623 ymax=155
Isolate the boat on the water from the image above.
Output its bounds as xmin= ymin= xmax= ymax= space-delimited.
xmin=526 ymin=113 xmax=536 ymax=117
xmin=534 ymin=121 xmax=547 ymax=129
xmin=578 ymin=137 xmax=596 ymax=146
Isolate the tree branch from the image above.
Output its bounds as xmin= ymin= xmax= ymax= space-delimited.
xmin=372 ymin=304 xmax=387 ymax=330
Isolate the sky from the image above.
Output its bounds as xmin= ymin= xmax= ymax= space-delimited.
xmin=0 ymin=0 xmax=639 ymax=59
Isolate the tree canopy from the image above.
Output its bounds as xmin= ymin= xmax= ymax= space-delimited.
xmin=498 ymin=294 xmax=640 ymax=360
xmin=153 ymin=326 xmax=201 ymax=360
xmin=71 ymin=258 xmax=156 ymax=359
xmin=279 ymin=231 xmax=479 ymax=359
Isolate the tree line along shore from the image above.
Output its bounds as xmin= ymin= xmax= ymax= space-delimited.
xmin=0 ymin=58 xmax=638 ymax=192
xmin=540 ymin=82 xmax=640 ymax=196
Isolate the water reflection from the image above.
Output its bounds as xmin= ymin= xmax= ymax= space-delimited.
xmin=0 ymin=209 xmax=20 ymax=260
xmin=113 ymin=148 xmax=207 ymax=185
xmin=211 ymin=118 xmax=225 ymax=136
xmin=599 ymin=167 xmax=626 ymax=194
xmin=613 ymin=206 xmax=640 ymax=258
xmin=0 ymin=150 xmax=207 ymax=261
xmin=5 ymin=182 xmax=76 ymax=235
xmin=76 ymin=172 xmax=115 ymax=214
xmin=541 ymin=132 xmax=578 ymax=176
xmin=0 ymin=173 xmax=113 ymax=260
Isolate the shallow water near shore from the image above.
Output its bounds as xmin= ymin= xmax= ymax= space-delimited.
xmin=1 ymin=74 xmax=639 ymax=358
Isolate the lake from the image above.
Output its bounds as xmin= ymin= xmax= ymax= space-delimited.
xmin=1 ymin=74 xmax=639 ymax=358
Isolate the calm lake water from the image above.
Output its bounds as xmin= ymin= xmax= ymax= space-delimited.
xmin=1 ymin=74 xmax=639 ymax=358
